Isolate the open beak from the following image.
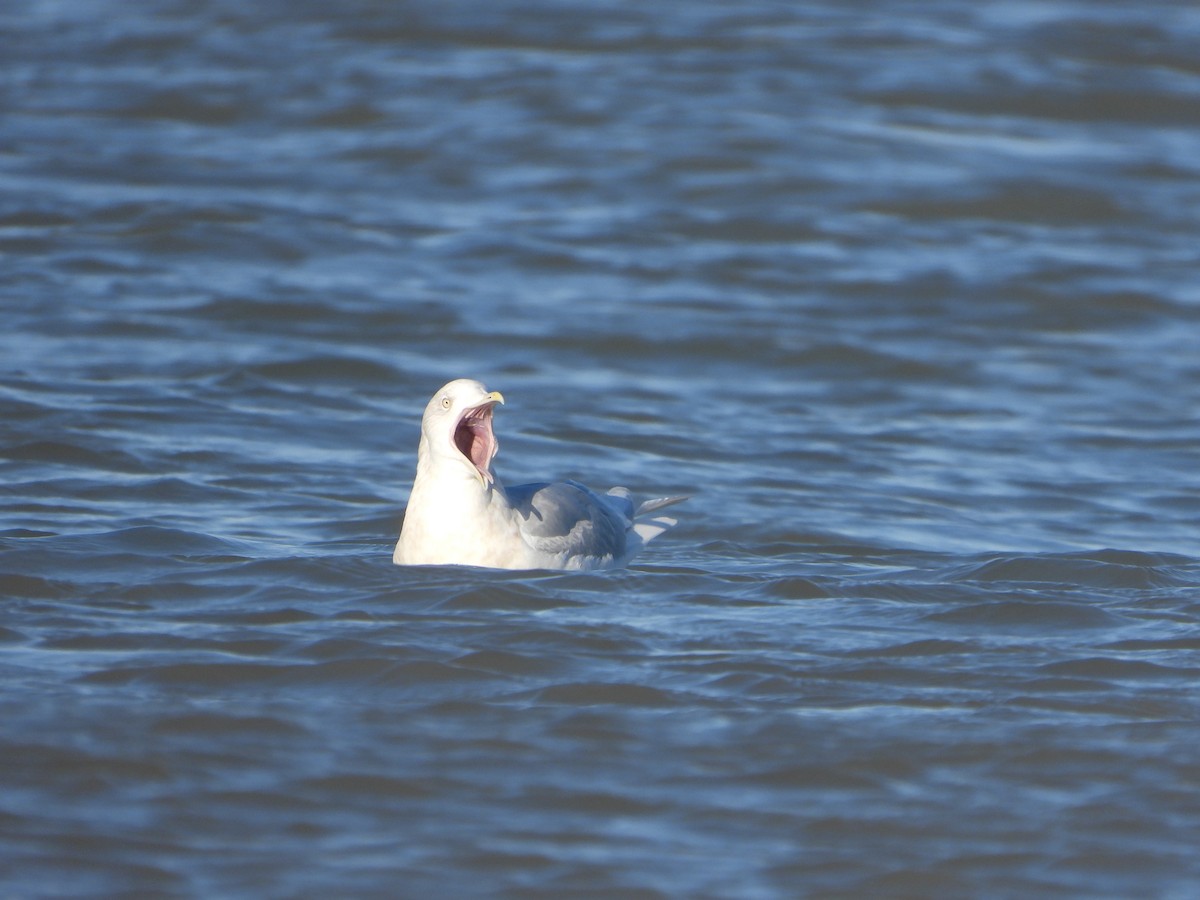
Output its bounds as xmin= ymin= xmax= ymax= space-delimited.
xmin=454 ymin=391 xmax=504 ymax=486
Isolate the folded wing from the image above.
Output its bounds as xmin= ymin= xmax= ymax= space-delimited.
xmin=503 ymin=481 xmax=686 ymax=567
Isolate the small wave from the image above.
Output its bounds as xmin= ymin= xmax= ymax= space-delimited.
xmin=245 ymin=355 xmax=403 ymax=386
xmin=926 ymin=599 xmax=1121 ymax=630
xmin=1 ymin=440 xmax=142 ymax=472
xmin=948 ymin=552 xmax=1188 ymax=591
xmin=436 ymin=584 xmax=579 ymax=612
xmin=151 ymin=712 xmax=307 ymax=738
xmin=846 ymin=638 xmax=976 ymax=658
xmin=1040 ymin=657 xmax=1198 ymax=682
xmin=534 ymin=681 xmax=680 ymax=707
xmin=0 ymin=572 xmax=73 ymax=599
xmin=86 ymin=525 xmax=246 ymax=557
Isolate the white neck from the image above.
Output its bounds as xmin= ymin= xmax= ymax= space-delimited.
xmin=394 ymin=442 xmax=512 ymax=566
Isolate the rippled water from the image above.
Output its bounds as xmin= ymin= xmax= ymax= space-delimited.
xmin=4 ymin=1 xmax=1200 ymax=896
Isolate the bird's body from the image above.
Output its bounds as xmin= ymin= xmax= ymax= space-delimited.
xmin=393 ymin=379 xmax=684 ymax=570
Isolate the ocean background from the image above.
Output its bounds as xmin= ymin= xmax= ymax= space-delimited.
xmin=3 ymin=1 xmax=1200 ymax=896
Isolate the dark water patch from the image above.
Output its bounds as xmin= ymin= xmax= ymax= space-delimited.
xmin=437 ymin=583 xmax=577 ymax=612
xmin=542 ymin=568 xmax=661 ymax=594
xmin=39 ymin=632 xmax=208 ymax=653
xmin=297 ymin=636 xmax=392 ymax=661
xmin=1 ymin=440 xmax=143 ymax=473
xmin=534 ymin=682 xmax=680 ymax=708
xmin=1085 ymin=548 xmax=1196 ymax=568
xmin=793 ymin=341 xmax=966 ymax=386
xmin=306 ymin=102 xmax=388 ymax=130
xmin=871 ymin=84 xmax=1200 ymax=127
xmin=680 ymin=591 xmax=781 ymax=609
xmin=866 ymin=182 xmax=1130 ymax=226
xmin=533 ymin=787 xmax=668 ymax=820
xmin=535 ymin=329 xmax=796 ymax=369
xmin=460 ymin=234 xmax=598 ymax=274
xmin=1007 ymin=693 xmax=1189 ymax=722
xmin=1100 ymin=637 xmax=1200 ymax=652
xmin=208 ymin=607 xmax=323 ymax=626
xmin=450 ymin=848 xmax=561 ymax=880
xmin=30 ymin=526 xmax=246 ymax=559
xmin=1040 ymin=657 xmax=1198 ymax=682
xmin=703 ymin=670 xmax=797 ymax=698
xmin=926 ymin=599 xmax=1122 ymax=630
xmin=113 ymin=88 xmax=250 ymax=126
xmin=189 ymin=556 xmax=389 ymax=595
xmin=298 ymin=772 xmax=433 ymax=800
xmin=1008 ymin=286 xmax=1183 ymax=333
xmin=338 ymin=141 xmax=439 ymax=173
xmin=950 ymin=553 xmax=1184 ymax=591
xmin=824 ymin=662 xmax=982 ymax=691
xmin=297 ymin=656 xmax=406 ymax=685
xmin=0 ymin=572 xmax=74 ymax=599
xmin=762 ymin=576 xmax=831 ymax=600
xmin=702 ymin=532 xmax=903 ymax=561
xmin=78 ymin=655 xmax=436 ymax=690
xmin=204 ymin=637 xmax=286 ymax=658
xmin=373 ymin=659 xmax=494 ymax=688
xmin=1019 ymin=677 xmax=1112 ymax=694
xmin=544 ymin=708 xmax=638 ymax=745
xmin=0 ymin=855 xmax=183 ymax=898
xmin=115 ymin=579 xmax=241 ymax=606
xmin=742 ymin=762 xmax=880 ymax=791
xmin=489 ymin=625 xmax=653 ymax=659
xmin=247 ymin=355 xmax=402 ymax=386
xmin=0 ymin=208 xmax=76 ymax=229
xmin=4 ymin=741 xmax=171 ymax=787
xmin=152 ymin=712 xmax=307 ymax=738
xmin=115 ymin=476 xmax=245 ymax=506
xmin=667 ymin=213 xmax=827 ymax=245
xmin=190 ymin=295 xmax=345 ymax=326
xmin=454 ymin=648 xmax=557 ymax=677
xmin=77 ymin=661 xmax=300 ymax=688
xmin=0 ymin=392 xmax=50 ymax=424
xmin=851 ymin=580 xmax=980 ymax=606
xmin=846 ymin=638 xmax=976 ymax=658
xmin=96 ymin=206 xmax=311 ymax=262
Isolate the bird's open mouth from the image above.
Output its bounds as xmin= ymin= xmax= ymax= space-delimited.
xmin=454 ymin=401 xmax=499 ymax=484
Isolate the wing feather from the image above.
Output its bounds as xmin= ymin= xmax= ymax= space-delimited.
xmin=505 ymin=481 xmax=629 ymax=561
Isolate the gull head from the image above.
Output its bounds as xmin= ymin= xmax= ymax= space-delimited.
xmin=420 ymin=379 xmax=505 ymax=486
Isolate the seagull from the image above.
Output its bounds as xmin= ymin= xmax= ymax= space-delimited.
xmin=393 ymin=379 xmax=686 ymax=570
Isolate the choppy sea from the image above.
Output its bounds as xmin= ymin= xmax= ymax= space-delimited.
xmin=3 ymin=1 xmax=1200 ymax=896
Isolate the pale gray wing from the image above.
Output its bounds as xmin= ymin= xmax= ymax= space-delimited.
xmin=504 ymin=480 xmax=630 ymax=561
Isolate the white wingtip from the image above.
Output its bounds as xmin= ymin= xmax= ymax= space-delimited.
xmin=632 ymin=515 xmax=678 ymax=545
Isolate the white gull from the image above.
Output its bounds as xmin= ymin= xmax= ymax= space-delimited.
xmin=393 ymin=379 xmax=685 ymax=570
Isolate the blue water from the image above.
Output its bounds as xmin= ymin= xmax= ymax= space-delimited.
xmin=3 ymin=1 xmax=1200 ymax=896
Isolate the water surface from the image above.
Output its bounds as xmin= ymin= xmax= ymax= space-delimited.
xmin=3 ymin=1 xmax=1200 ymax=896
